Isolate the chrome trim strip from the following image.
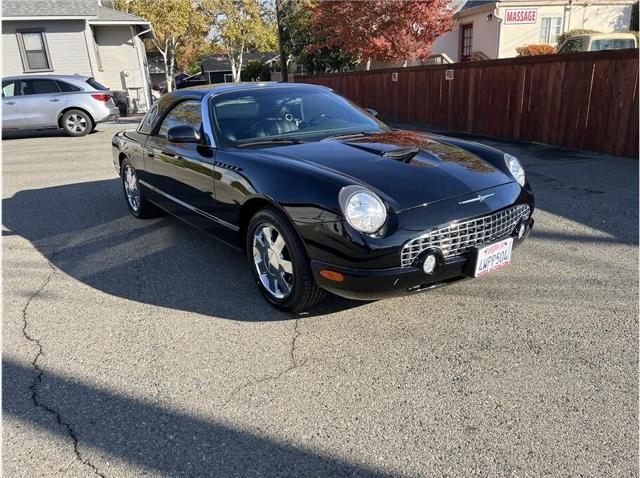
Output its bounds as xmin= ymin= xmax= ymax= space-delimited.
xmin=458 ymin=193 xmax=495 ymax=205
xmin=201 ymin=92 xmax=217 ymax=148
xmin=139 ymin=179 xmax=239 ymax=232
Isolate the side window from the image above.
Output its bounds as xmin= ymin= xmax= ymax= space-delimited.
xmin=18 ymin=79 xmax=60 ymax=95
xmin=56 ymin=81 xmax=81 ymax=92
xmin=559 ymin=38 xmax=584 ymax=54
xmin=2 ymin=81 xmax=16 ymax=98
xmin=157 ymin=100 xmax=202 ymax=138
xmin=591 ymin=38 xmax=636 ymax=51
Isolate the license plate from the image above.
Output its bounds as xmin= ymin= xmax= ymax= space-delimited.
xmin=474 ymin=238 xmax=513 ymax=278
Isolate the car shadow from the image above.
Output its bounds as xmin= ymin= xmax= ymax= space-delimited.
xmin=2 ymin=178 xmax=367 ymax=320
xmin=3 ymin=359 xmax=391 ymax=477
xmin=2 ymin=129 xmax=101 ymax=140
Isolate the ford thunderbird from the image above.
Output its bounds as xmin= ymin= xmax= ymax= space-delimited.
xmin=112 ymin=83 xmax=534 ymax=312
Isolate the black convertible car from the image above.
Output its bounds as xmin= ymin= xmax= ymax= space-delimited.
xmin=112 ymin=83 xmax=534 ymax=312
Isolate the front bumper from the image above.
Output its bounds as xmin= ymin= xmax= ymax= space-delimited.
xmin=311 ymin=218 xmax=533 ymax=300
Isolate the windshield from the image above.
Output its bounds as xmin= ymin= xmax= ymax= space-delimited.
xmin=209 ymin=86 xmax=390 ymax=147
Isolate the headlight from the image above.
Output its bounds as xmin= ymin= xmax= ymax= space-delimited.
xmin=504 ymin=153 xmax=525 ymax=187
xmin=339 ymin=185 xmax=387 ymax=234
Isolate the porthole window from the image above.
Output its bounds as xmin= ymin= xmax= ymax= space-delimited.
xmin=147 ymin=105 xmax=158 ymax=125
xmin=137 ymin=105 xmax=159 ymax=134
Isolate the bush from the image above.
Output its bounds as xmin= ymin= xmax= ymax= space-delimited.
xmin=516 ymin=44 xmax=557 ymax=56
xmin=556 ymin=29 xmax=600 ymax=47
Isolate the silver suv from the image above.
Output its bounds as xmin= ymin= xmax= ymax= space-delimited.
xmin=2 ymin=74 xmax=120 ymax=137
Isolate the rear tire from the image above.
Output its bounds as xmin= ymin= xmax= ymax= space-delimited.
xmin=61 ymin=109 xmax=92 ymax=137
xmin=246 ymin=207 xmax=325 ymax=313
xmin=121 ymin=158 xmax=161 ymax=219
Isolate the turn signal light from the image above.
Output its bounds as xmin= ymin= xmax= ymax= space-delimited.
xmin=91 ymin=94 xmax=112 ymax=102
xmin=320 ymin=270 xmax=344 ymax=282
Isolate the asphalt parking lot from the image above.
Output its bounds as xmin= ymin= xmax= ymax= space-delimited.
xmin=3 ymin=124 xmax=638 ymax=477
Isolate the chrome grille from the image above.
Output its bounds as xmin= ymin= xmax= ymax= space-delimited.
xmin=400 ymin=205 xmax=530 ymax=267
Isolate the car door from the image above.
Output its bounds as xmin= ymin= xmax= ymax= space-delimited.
xmin=15 ymin=78 xmax=65 ymax=128
xmin=2 ymin=80 xmax=22 ymax=129
xmin=143 ymin=99 xmax=221 ymax=233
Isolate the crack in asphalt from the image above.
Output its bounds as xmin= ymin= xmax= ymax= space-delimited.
xmin=224 ymin=318 xmax=306 ymax=406
xmin=20 ymin=247 xmax=107 ymax=478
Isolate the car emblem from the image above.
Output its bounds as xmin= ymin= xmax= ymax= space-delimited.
xmin=458 ymin=193 xmax=495 ymax=205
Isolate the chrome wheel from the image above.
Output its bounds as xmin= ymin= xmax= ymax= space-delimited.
xmin=123 ymin=164 xmax=141 ymax=211
xmin=65 ymin=113 xmax=88 ymax=134
xmin=252 ymin=223 xmax=294 ymax=299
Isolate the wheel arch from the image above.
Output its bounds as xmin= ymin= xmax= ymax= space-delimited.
xmin=118 ymin=152 xmax=128 ymax=172
xmin=58 ymin=107 xmax=95 ymax=129
xmin=238 ymin=196 xmax=304 ymax=254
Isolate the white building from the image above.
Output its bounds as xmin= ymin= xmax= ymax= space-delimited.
xmin=433 ymin=0 xmax=636 ymax=62
xmin=2 ymin=0 xmax=155 ymax=113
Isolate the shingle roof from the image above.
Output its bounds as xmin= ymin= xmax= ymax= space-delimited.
xmin=460 ymin=0 xmax=498 ymax=11
xmin=202 ymin=52 xmax=279 ymax=72
xmin=95 ymin=5 xmax=148 ymax=22
xmin=3 ymin=0 xmax=98 ymax=17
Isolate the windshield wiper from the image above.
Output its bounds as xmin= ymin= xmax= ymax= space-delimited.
xmin=236 ymin=138 xmax=307 ymax=148
xmin=323 ymin=131 xmax=379 ymax=141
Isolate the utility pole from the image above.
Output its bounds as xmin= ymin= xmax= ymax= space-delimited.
xmin=276 ymin=0 xmax=289 ymax=82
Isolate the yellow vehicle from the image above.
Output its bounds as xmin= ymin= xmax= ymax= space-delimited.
xmin=558 ymin=32 xmax=638 ymax=54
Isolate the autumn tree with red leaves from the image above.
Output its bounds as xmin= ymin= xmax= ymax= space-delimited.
xmin=309 ymin=0 xmax=453 ymax=69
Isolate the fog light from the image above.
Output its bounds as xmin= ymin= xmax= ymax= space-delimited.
xmin=423 ymin=254 xmax=437 ymax=274
xmin=517 ymin=222 xmax=526 ymax=239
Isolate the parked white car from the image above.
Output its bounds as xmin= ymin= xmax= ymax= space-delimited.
xmin=2 ymin=74 xmax=120 ymax=136
xmin=558 ymin=32 xmax=638 ymax=54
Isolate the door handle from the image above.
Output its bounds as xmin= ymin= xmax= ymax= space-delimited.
xmin=147 ymin=151 xmax=154 ymax=158
xmin=5 ymin=101 xmax=15 ymax=105
xmin=49 ymin=98 xmax=61 ymax=102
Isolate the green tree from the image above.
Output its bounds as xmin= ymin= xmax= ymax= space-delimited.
xmin=279 ymin=0 xmax=357 ymax=74
xmin=206 ymin=0 xmax=277 ymax=82
xmin=115 ymin=0 xmax=209 ymax=91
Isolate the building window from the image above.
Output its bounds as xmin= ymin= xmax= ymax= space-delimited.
xmin=460 ymin=23 xmax=473 ymax=61
xmin=540 ymin=17 xmax=563 ymax=45
xmin=224 ymin=73 xmax=233 ymax=83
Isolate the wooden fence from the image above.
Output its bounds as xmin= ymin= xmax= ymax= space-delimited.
xmin=297 ymin=49 xmax=639 ymax=158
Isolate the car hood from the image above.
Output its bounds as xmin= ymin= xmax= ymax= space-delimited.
xmin=259 ymin=130 xmax=513 ymax=212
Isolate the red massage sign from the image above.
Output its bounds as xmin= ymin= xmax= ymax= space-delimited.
xmin=504 ymin=8 xmax=538 ymax=24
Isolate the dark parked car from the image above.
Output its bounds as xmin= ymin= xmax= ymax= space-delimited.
xmin=112 ymin=83 xmax=534 ymax=312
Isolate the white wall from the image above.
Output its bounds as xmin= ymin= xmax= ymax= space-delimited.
xmin=498 ymin=5 xmax=566 ymax=57
xmin=432 ymin=1 xmax=635 ymax=62
xmin=497 ymin=2 xmax=633 ymax=58
xmin=2 ymin=20 xmax=93 ymax=76
xmin=433 ymin=30 xmax=460 ymax=62
xmin=462 ymin=10 xmax=502 ymax=59
xmin=567 ymin=3 xmax=633 ymax=31
xmin=92 ymin=25 xmax=149 ymax=111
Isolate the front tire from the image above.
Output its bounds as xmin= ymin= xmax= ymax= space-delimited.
xmin=61 ymin=109 xmax=92 ymax=137
xmin=247 ymin=207 xmax=325 ymax=313
xmin=121 ymin=158 xmax=160 ymax=219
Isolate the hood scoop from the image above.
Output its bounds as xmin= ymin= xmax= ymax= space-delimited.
xmin=343 ymin=141 xmax=421 ymax=163
xmin=382 ymin=147 xmax=420 ymax=162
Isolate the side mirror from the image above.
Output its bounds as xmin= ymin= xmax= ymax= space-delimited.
xmin=365 ymin=108 xmax=379 ymax=118
xmin=167 ymin=125 xmax=201 ymax=143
